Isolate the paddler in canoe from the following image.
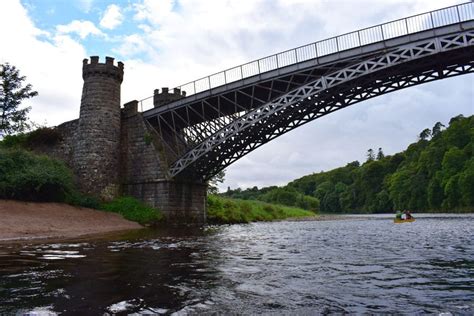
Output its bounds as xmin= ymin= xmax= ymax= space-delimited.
xmin=394 ymin=210 xmax=415 ymax=223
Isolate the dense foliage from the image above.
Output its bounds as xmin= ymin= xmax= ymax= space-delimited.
xmin=0 ymin=127 xmax=62 ymax=149
xmin=207 ymin=195 xmax=315 ymax=224
xmin=0 ymin=148 xmax=74 ymax=202
xmin=223 ymin=115 xmax=473 ymax=213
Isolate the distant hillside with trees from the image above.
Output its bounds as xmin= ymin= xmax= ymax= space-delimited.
xmin=222 ymin=115 xmax=473 ymax=213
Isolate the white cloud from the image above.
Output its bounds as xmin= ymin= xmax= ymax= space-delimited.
xmin=114 ymin=34 xmax=149 ymax=57
xmin=133 ymin=0 xmax=175 ymax=26
xmin=100 ymin=4 xmax=123 ymax=30
xmin=124 ymin=0 xmax=469 ymax=88
xmin=57 ymin=20 xmax=104 ymax=39
xmin=0 ymin=0 xmax=86 ymax=126
xmin=77 ymin=0 xmax=94 ymax=13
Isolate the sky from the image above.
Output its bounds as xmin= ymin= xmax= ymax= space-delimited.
xmin=0 ymin=0 xmax=472 ymax=191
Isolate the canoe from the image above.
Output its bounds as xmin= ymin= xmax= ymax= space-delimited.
xmin=394 ymin=218 xmax=415 ymax=223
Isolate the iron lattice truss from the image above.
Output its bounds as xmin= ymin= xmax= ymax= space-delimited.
xmin=147 ymin=30 xmax=474 ymax=181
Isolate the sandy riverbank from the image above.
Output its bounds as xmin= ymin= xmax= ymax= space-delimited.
xmin=0 ymin=200 xmax=142 ymax=243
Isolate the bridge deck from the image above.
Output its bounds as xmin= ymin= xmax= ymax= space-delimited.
xmin=142 ymin=2 xmax=473 ymax=120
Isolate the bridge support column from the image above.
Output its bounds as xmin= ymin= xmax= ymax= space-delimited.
xmin=123 ymin=180 xmax=207 ymax=225
xmin=121 ymin=101 xmax=207 ymax=225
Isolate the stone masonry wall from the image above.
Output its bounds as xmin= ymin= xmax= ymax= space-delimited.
xmin=31 ymin=119 xmax=78 ymax=168
xmin=120 ymin=102 xmax=166 ymax=184
xmin=120 ymin=101 xmax=207 ymax=225
xmin=124 ymin=180 xmax=207 ymax=225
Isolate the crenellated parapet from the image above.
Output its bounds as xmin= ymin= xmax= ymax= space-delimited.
xmin=82 ymin=56 xmax=124 ymax=83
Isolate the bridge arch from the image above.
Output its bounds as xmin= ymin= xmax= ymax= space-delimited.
xmin=142 ymin=4 xmax=474 ymax=181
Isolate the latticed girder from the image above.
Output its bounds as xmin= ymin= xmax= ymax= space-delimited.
xmin=197 ymin=59 xmax=473 ymax=179
xmin=145 ymin=54 xmax=375 ymax=160
xmin=166 ymin=29 xmax=474 ymax=180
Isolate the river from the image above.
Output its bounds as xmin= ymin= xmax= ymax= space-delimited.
xmin=1 ymin=214 xmax=473 ymax=315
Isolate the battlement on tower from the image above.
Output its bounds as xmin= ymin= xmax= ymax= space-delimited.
xmin=82 ymin=56 xmax=124 ymax=82
xmin=153 ymin=87 xmax=186 ymax=107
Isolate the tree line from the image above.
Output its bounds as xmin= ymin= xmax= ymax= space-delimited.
xmin=223 ymin=114 xmax=473 ymax=213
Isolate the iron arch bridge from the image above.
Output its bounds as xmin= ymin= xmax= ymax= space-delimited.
xmin=141 ymin=3 xmax=474 ymax=181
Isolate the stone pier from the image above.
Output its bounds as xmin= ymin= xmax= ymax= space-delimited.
xmin=120 ymin=100 xmax=207 ymax=225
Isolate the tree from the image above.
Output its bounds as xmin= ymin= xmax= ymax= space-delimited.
xmin=369 ymin=190 xmax=392 ymax=213
xmin=208 ymin=169 xmax=225 ymax=194
xmin=459 ymin=160 xmax=474 ymax=207
xmin=432 ymin=122 xmax=445 ymax=137
xmin=366 ymin=148 xmax=375 ymax=162
xmin=376 ymin=147 xmax=385 ymax=160
xmin=449 ymin=114 xmax=464 ymax=126
xmin=443 ymin=175 xmax=461 ymax=209
xmin=441 ymin=147 xmax=465 ymax=179
xmin=0 ymin=63 xmax=38 ymax=137
xmin=427 ymin=173 xmax=444 ymax=210
xmin=419 ymin=128 xmax=431 ymax=141
xmin=314 ymin=180 xmax=333 ymax=201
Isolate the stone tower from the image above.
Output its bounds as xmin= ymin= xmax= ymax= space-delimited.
xmin=74 ymin=56 xmax=124 ymax=200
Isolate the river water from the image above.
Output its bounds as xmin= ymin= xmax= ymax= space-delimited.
xmin=1 ymin=214 xmax=473 ymax=315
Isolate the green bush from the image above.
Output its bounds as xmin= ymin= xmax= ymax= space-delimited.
xmin=207 ymin=195 xmax=315 ymax=224
xmin=66 ymin=192 xmax=101 ymax=209
xmin=0 ymin=148 xmax=74 ymax=202
xmin=101 ymin=196 xmax=162 ymax=225
xmin=0 ymin=133 xmax=28 ymax=148
xmin=27 ymin=127 xmax=63 ymax=146
xmin=0 ymin=127 xmax=62 ymax=149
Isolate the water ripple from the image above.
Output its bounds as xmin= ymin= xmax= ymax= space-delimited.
xmin=0 ymin=214 xmax=473 ymax=314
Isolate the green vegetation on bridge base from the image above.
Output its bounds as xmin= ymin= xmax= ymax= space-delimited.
xmin=101 ymin=196 xmax=163 ymax=225
xmin=207 ymin=195 xmax=315 ymax=224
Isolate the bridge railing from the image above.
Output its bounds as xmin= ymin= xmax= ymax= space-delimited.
xmin=139 ymin=2 xmax=473 ymax=112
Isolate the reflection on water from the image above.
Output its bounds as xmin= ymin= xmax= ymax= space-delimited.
xmin=1 ymin=215 xmax=473 ymax=314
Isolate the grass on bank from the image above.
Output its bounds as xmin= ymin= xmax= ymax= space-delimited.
xmin=101 ymin=196 xmax=162 ymax=225
xmin=207 ymin=194 xmax=316 ymax=224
